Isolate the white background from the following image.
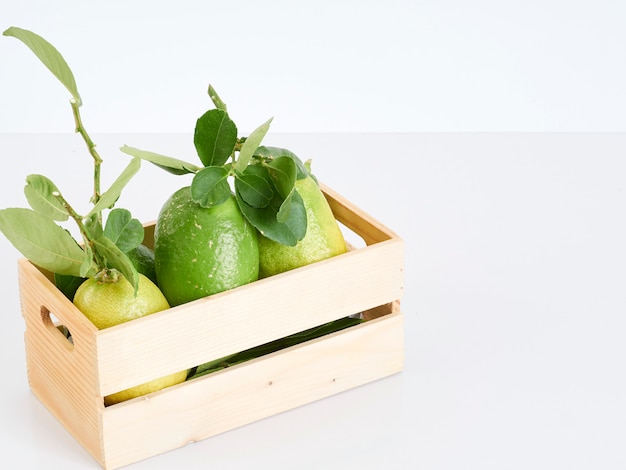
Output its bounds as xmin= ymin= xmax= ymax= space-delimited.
xmin=1 ymin=1 xmax=626 ymax=469
xmin=1 ymin=0 xmax=626 ymax=134
xmin=3 ymin=132 xmax=626 ymax=469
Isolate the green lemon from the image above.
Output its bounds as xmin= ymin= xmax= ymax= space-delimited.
xmin=73 ymin=273 xmax=188 ymax=405
xmin=154 ymin=186 xmax=259 ymax=307
xmin=258 ymin=175 xmax=347 ymax=278
xmin=126 ymin=244 xmax=158 ymax=285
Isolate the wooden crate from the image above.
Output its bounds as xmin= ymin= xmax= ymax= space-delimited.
xmin=17 ymin=183 xmax=404 ymax=469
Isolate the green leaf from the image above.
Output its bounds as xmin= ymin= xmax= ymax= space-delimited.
xmin=24 ymin=174 xmax=69 ymax=221
xmin=208 ymin=84 xmax=227 ymax=111
xmin=80 ymin=242 xmax=97 ymax=278
xmin=0 ymin=208 xmax=91 ymax=277
xmin=54 ymin=273 xmax=86 ymax=301
xmin=266 ymin=156 xmax=297 ymax=199
xmin=92 ymin=236 xmax=139 ymax=291
xmin=189 ymin=317 xmax=363 ymax=379
xmin=120 ymin=145 xmax=201 ymax=175
xmin=254 ymin=146 xmax=309 ymax=179
xmin=103 ymin=208 xmax=144 ymax=253
xmin=266 ymin=157 xmax=297 ymax=224
xmin=276 ymin=189 xmax=307 ymax=242
xmin=87 ymin=157 xmax=141 ymax=217
xmin=276 ymin=191 xmax=295 ymax=224
xmin=3 ymin=26 xmax=81 ymax=105
xmin=83 ymin=214 xmax=103 ymax=241
xmin=235 ymin=177 xmax=307 ymax=246
xmin=233 ymin=117 xmax=273 ymax=173
xmin=190 ymin=166 xmax=231 ymax=208
xmin=233 ymin=171 xmax=273 ymax=208
xmin=194 ymin=109 xmax=238 ymax=167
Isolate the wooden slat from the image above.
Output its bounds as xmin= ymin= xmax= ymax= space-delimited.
xmin=18 ymin=258 xmax=105 ymax=466
xmin=94 ymin=185 xmax=404 ymax=396
xmin=363 ymin=300 xmax=402 ymax=321
xmin=100 ymin=312 xmax=404 ymax=469
xmin=95 ymin=237 xmax=404 ymax=395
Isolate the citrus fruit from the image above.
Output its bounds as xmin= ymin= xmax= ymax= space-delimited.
xmin=103 ymin=369 xmax=189 ymax=406
xmin=258 ymin=175 xmax=347 ymax=277
xmin=73 ymin=273 xmax=169 ymax=329
xmin=126 ymin=244 xmax=157 ymax=285
xmin=73 ymin=272 xmax=188 ymax=405
xmin=153 ymin=186 xmax=259 ymax=307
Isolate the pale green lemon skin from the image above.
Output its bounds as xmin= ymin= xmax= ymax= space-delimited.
xmin=154 ymin=187 xmax=259 ymax=307
xmin=73 ymin=273 xmax=170 ymax=329
xmin=258 ymin=176 xmax=347 ymax=278
xmin=103 ymin=369 xmax=189 ymax=406
xmin=73 ymin=273 xmax=188 ymax=405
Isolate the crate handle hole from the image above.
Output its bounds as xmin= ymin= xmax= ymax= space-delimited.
xmin=41 ymin=307 xmax=74 ymax=351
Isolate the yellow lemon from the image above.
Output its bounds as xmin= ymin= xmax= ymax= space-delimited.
xmin=73 ymin=273 xmax=188 ymax=405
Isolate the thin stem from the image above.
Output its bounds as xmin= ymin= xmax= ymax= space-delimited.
xmin=70 ymin=99 xmax=103 ymax=225
xmin=53 ymin=191 xmax=104 ymax=274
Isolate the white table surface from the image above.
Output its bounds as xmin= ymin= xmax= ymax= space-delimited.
xmin=1 ymin=132 xmax=625 ymax=469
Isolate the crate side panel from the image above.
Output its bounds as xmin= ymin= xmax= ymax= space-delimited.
xmin=24 ymin=331 xmax=104 ymax=465
xmin=100 ymin=312 xmax=404 ymax=469
xmin=18 ymin=259 xmax=104 ymax=465
xmin=96 ymin=237 xmax=404 ymax=396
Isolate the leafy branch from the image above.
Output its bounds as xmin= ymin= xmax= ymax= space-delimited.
xmin=120 ymin=85 xmax=311 ymax=246
xmin=0 ymin=27 xmax=144 ymax=291
xmin=71 ymin=99 xmax=104 ymax=211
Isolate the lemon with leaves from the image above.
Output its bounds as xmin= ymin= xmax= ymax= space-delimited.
xmin=154 ymin=187 xmax=259 ymax=307
xmin=257 ymin=174 xmax=347 ymax=277
xmin=0 ymin=27 xmax=187 ymax=407
xmin=119 ymin=86 xmax=345 ymax=279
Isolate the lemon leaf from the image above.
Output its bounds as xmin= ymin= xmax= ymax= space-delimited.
xmin=103 ymin=208 xmax=144 ymax=253
xmin=92 ymin=236 xmax=139 ymax=292
xmin=190 ymin=166 xmax=231 ymax=208
xmin=266 ymin=156 xmax=297 ymax=199
xmin=80 ymin=242 xmax=97 ymax=278
xmin=54 ymin=273 xmax=85 ymax=301
xmin=235 ymin=185 xmax=306 ymax=246
xmin=190 ymin=317 xmax=363 ymax=379
xmin=83 ymin=214 xmax=104 ymax=241
xmin=3 ymin=26 xmax=82 ymax=105
xmin=194 ymin=109 xmax=238 ymax=167
xmin=24 ymin=174 xmax=69 ymax=221
xmin=234 ymin=170 xmax=273 ymax=208
xmin=208 ymin=84 xmax=227 ymax=111
xmin=276 ymin=191 xmax=296 ymax=224
xmin=265 ymin=156 xmax=297 ymax=224
xmin=0 ymin=208 xmax=89 ymax=276
xmin=88 ymin=157 xmax=141 ymax=217
xmin=253 ymin=146 xmax=309 ymax=179
xmin=120 ymin=145 xmax=202 ymax=175
xmin=233 ymin=117 xmax=273 ymax=173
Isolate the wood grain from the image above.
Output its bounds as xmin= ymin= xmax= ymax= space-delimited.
xmin=17 ymin=183 xmax=405 ymax=469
